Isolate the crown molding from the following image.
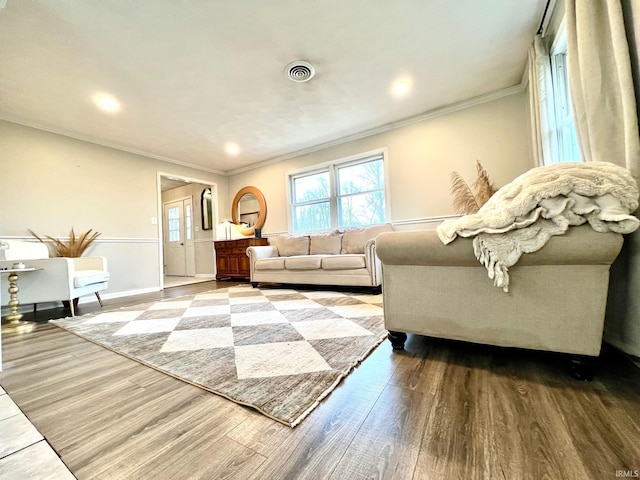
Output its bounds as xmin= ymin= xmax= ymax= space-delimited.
xmin=0 ymin=114 xmax=227 ymax=176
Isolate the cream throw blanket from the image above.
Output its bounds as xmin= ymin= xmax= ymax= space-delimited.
xmin=437 ymin=162 xmax=640 ymax=292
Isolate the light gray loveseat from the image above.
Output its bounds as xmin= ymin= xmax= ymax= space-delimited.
xmin=375 ymin=225 xmax=624 ymax=379
xmin=247 ymin=224 xmax=393 ymax=292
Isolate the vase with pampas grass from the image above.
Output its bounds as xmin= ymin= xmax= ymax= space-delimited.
xmin=449 ymin=160 xmax=497 ymax=215
xmin=28 ymin=227 xmax=101 ymax=258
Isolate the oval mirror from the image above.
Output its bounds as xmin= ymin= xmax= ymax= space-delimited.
xmin=231 ymin=186 xmax=267 ymax=236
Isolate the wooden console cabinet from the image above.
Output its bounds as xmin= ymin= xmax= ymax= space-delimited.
xmin=214 ymin=238 xmax=268 ymax=280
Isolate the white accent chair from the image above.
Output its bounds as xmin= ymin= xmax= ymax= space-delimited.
xmin=0 ymin=240 xmax=109 ymax=316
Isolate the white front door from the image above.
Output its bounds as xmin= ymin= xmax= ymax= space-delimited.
xmin=163 ymin=198 xmax=195 ymax=276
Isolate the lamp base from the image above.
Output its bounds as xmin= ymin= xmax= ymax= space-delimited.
xmin=2 ymin=318 xmax=36 ymax=333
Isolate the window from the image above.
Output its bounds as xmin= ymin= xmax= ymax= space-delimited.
xmin=547 ymin=29 xmax=581 ymax=164
xmin=289 ymin=151 xmax=387 ymax=233
xmin=168 ymin=206 xmax=180 ymax=242
xmin=185 ymin=203 xmax=192 ymax=240
xmin=291 ymin=170 xmax=331 ymax=232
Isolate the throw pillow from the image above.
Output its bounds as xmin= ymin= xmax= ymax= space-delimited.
xmin=275 ymin=234 xmax=310 ymax=257
xmin=309 ymin=231 xmax=342 ymax=255
xmin=340 ymin=223 xmax=394 ymax=254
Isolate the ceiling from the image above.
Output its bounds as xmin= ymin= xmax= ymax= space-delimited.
xmin=0 ymin=1 xmax=546 ymax=174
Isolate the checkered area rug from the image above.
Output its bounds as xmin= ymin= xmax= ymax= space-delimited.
xmin=50 ymin=286 xmax=386 ymax=427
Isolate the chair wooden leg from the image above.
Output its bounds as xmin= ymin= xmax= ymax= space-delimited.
xmin=95 ymin=292 xmax=104 ymax=307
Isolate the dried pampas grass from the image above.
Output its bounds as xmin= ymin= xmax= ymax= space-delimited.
xmin=449 ymin=161 xmax=497 ymax=214
xmin=29 ymin=228 xmax=101 ymax=257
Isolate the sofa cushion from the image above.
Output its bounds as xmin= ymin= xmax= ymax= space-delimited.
xmin=275 ymin=235 xmax=310 ymax=257
xmin=341 ymin=223 xmax=394 ymax=254
xmin=321 ymin=254 xmax=366 ymax=270
xmin=284 ymin=255 xmax=324 ymax=270
xmin=255 ymin=257 xmax=286 ymax=270
xmin=309 ymin=231 xmax=342 ymax=255
xmin=74 ymin=270 xmax=110 ymax=288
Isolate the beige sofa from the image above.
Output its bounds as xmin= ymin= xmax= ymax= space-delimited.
xmin=375 ymin=225 xmax=624 ymax=379
xmin=247 ymin=224 xmax=393 ymax=291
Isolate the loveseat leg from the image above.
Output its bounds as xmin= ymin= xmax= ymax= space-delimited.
xmin=569 ymin=355 xmax=598 ymax=381
xmin=251 ymin=282 xmax=258 ymax=288
xmin=371 ymin=285 xmax=382 ymax=295
xmin=387 ymin=330 xmax=407 ymax=351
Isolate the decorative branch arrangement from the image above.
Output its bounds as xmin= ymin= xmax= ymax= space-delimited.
xmin=29 ymin=227 xmax=101 ymax=257
xmin=449 ymin=160 xmax=497 ymax=215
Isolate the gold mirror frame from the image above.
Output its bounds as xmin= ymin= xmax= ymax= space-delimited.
xmin=231 ymin=186 xmax=267 ymax=236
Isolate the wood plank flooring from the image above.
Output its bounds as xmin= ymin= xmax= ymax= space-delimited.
xmin=1 ymin=281 xmax=639 ymax=479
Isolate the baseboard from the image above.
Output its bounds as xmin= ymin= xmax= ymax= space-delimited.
xmin=99 ymin=286 xmax=162 ymax=300
xmin=1 ymin=286 xmax=162 ymax=316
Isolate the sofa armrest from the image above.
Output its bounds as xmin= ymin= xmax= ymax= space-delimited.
xmin=247 ymin=245 xmax=279 ymax=281
xmin=376 ymin=230 xmax=478 ymax=266
xmin=246 ymin=245 xmax=279 ymax=260
xmin=364 ymin=238 xmax=383 ymax=285
xmin=376 ymin=225 xmax=624 ymax=267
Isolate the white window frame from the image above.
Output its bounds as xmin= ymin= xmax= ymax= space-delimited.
xmin=547 ymin=24 xmax=582 ymax=164
xmin=287 ymin=148 xmax=390 ymax=233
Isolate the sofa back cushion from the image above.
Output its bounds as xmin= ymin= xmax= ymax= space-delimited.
xmin=275 ymin=235 xmax=310 ymax=257
xmin=309 ymin=231 xmax=342 ymax=255
xmin=341 ymin=223 xmax=394 ymax=254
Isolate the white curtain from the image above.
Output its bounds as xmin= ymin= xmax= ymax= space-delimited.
xmin=565 ymin=0 xmax=640 ymax=357
xmin=528 ymin=35 xmax=560 ymax=166
xmin=565 ymin=0 xmax=640 ymax=184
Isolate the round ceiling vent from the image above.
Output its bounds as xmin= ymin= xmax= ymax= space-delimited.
xmin=285 ymin=60 xmax=315 ymax=82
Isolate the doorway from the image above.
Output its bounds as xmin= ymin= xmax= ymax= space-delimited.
xmin=158 ymin=173 xmax=218 ymax=289
xmin=163 ymin=197 xmax=195 ymax=277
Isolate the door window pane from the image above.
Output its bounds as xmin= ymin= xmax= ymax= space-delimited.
xmin=168 ymin=206 xmax=180 ymax=242
xmin=186 ymin=204 xmax=192 ymax=240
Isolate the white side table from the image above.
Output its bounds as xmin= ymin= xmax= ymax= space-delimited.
xmin=2 ymin=267 xmax=42 ymax=330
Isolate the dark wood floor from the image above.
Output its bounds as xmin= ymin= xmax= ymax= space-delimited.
xmin=1 ymin=281 xmax=639 ymax=480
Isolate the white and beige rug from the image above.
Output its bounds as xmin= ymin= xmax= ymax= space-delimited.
xmin=50 ymin=286 xmax=386 ymax=427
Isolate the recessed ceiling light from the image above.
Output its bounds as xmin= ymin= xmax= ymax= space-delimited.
xmin=225 ymin=143 xmax=240 ymax=156
xmin=93 ymin=93 xmax=120 ymax=113
xmin=391 ymin=78 xmax=412 ymax=97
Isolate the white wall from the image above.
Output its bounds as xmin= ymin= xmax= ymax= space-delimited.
xmin=0 ymin=121 xmax=228 ymax=299
xmin=228 ymin=91 xmax=535 ymax=234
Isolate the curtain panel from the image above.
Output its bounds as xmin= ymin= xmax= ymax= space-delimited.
xmin=565 ymin=0 xmax=640 ymax=357
xmin=528 ymin=35 xmax=560 ymax=166
xmin=565 ymin=0 xmax=640 ymax=183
